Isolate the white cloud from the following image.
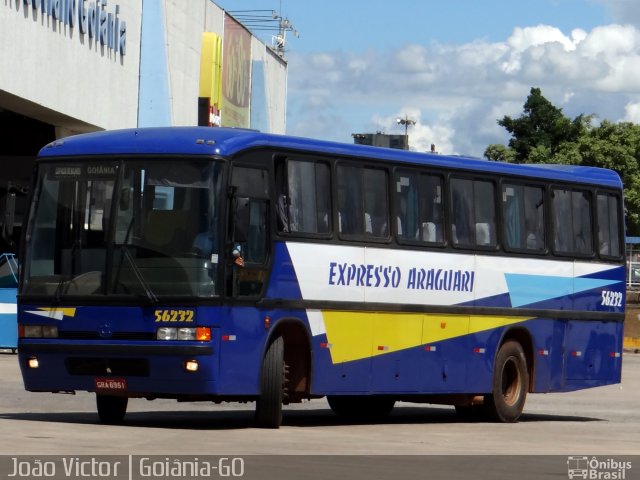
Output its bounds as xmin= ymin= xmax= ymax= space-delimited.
xmin=287 ymin=23 xmax=640 ymax=156
xmin=508 ymin=25 xmax=580 ymax=52
xmin=393 ymin=44 xmax=432 ymax=73
xmin=622 ymin=101 xmax=640 ymax=122
xmin=578 ymin=24 xmax=638 ymax=58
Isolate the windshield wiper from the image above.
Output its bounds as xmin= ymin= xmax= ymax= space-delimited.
xmin=120 ymin=245 xmax=158 ymax=305
xmin=113 ymin=217 xmax=158 ymax=305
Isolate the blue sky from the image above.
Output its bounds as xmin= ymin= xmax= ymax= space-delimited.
xmin=215 ymin=0 xmax=640 ymax=156
xmin=217 ymin=0 xmax=611 ymax=51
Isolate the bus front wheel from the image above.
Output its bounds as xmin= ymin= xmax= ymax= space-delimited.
xmin=96 ymin=394 xmax=128 ymax=424
xmin=484 ymin=340 xmax=528 ymax=423
xmin=255 ymin=336 xmax=286 ymax=428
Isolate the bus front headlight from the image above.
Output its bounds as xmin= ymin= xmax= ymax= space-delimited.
xmin=156 ymin=327 xmax=178 ymax=340
xmin=21 ymin=325 xmax=58 ymax=338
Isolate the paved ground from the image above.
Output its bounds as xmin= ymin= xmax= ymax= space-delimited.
xmin=0 ymin=351 xmax=638 ymax=456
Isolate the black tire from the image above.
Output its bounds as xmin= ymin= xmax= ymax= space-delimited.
xmin=483 ymin=340 xmax=529 ymax=423
xmin=96 ymin=394 xmax=128 ymax=424
xmin=327 ymin=396 xmax=395 ymax=421
xmin=255 ymin=336 xmax=286 ymax=428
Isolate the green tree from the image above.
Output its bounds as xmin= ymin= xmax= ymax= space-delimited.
xmin=483 ymin=143 xmax=516 ymax=162
xmin=497 ymin=87 xmax=587 ymax=162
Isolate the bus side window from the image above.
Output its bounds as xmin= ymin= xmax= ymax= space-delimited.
xmin=394 ymin=171 xmax=443 ymax=244
xmin=597 ymin=193 xmax=621 ymax=258
xmin=474 ymin=180 xmax=496 ymax=247
xmin=450 ymin=178 xmax=496 ymax=249
xmin=552 ymin=188 xmax=593 ymax=255
xmin=363 ymin=168 xmax=389 ymax=237
xmin=337 ymin=164 xmax=388 ymax=238
xmin=573 ymin=191 xmax=593 ymax=255
xmin=503 ymin=184 xmax=545 ymax=252
xmin=552 ymin=189 xmax=571 ymax=253
xmin=278 ymin=158 xmax=331 ymax=235
xmin=451 ymin=179 xmax=474 ymax=246
xmin=337 ymin=164 xmax=362 ymax=236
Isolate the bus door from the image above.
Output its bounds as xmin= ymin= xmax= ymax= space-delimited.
xmin=221 ymin=165 xmax=272 ymax=391
xmin=227 ymin=165 xmax=270 ymax=298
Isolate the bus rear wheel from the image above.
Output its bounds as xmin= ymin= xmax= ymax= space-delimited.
xmin=484 ymin=340 xmax=528 ymax=423
xmin=255 ymin=336 xmax=287 ymax=428
xmin=327 ymin=396 xmax=395 ymax=421
xmin=96 ymin=394 xmax=128 ymax=424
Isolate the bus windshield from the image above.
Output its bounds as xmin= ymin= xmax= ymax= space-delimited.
xmin=22 ymin=158 xmax=223 ymax=300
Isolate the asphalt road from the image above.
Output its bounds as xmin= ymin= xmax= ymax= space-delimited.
xmin=0 ymin=351 xmax=638 ymax=479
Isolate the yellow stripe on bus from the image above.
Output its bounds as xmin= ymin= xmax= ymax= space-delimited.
xmin=37 ymin=307 xmax=77 ymax=318
xmin=321 ymin=311 xmax=530 ymax=364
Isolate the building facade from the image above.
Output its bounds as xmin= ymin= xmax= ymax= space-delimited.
xmin=0 ymin=0 xmax=287 ymax=155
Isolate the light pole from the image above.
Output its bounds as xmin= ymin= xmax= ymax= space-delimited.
xmin=396 ymin=116 xmax=416 ymax=135
xmin=396 ymin=115 xmax=416 ymax=150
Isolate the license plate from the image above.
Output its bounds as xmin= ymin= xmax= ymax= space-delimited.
xmin=94 ymin=377 xmax=127 ymax=391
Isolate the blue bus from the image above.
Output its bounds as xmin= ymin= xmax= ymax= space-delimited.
xmin=0 ymin=173 xmax=29 ymax=353
xmin=0 ymin=253 xmax=19 ymax=352
xmin=17 ymin=127 xmax=625 ymax=427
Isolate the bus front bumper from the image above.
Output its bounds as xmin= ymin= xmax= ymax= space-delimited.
xmin=18 ymin=341 xmax=221 ymax=397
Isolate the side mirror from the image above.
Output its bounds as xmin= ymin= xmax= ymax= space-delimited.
xmin=233 ymin=196 xmax=251 ymax=243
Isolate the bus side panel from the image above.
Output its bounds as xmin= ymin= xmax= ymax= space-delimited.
xmin=308 ymin=311 xmax=373 ymax=394
xmin=464 ymin=324 xmax=501 ymax=393
xmin=309 ymin=329 xmax=343 ymax=394
xmin=310 ymin=353 xmax=371 ymax=394
xmin=527 ymin=318 xmax=566 ymax=393
xmin=216 ymin=306 xmax=268 ymax=395
xmin=309 ymin=311 xmax=474 ymax=395
xmin=306 ymin=316 xmax=624 ymax=395
xmin=562 ymin=319 xmax=623 ymax=390
xmin=310 ymin=337 xmax=475 ymax=395
xmin=572 ymin=265 xmax=625 ymax=315
xmin=420 ymin=332 xmax=470 ymax=393
xmin=371 ymin=313 xmax=422 ymax=392
xmin=263 ymin=243 xmax=304 ymax=301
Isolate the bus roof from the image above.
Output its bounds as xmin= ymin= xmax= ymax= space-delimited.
xmin=39 ymin=127 xmax=623 ymax=189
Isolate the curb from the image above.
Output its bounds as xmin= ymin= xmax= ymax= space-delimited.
xmin=623 ymin=336 xmax=640 ymax=349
